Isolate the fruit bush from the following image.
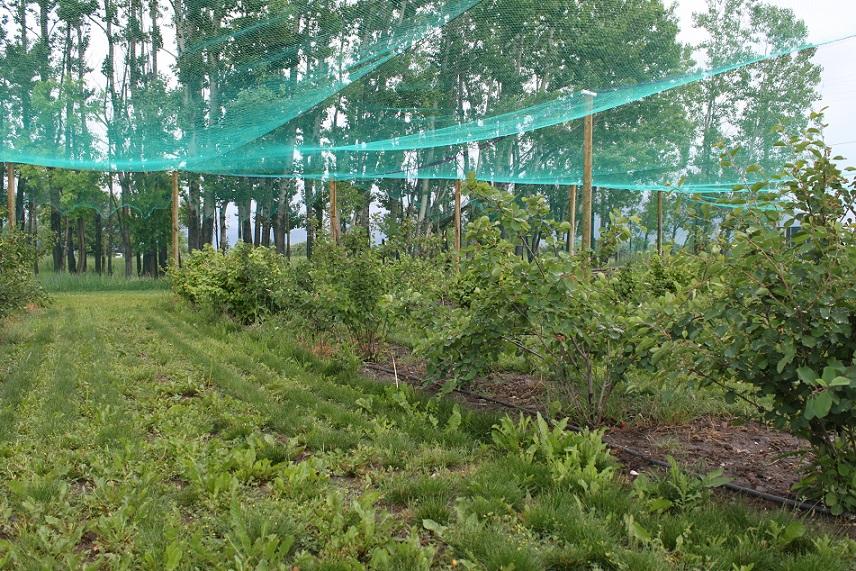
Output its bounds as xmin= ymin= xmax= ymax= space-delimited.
xmin=302 ymin=234 xmax=391 ymax=357
xmin=170 ymin=243 xmax=293 ymax=323
xmin=670 ymin=115 xmax=856 ymax=513
xmin=171 ymin=233 xmax=440 ymax=359
xmin=409 ymin=179 xmax=660 ymax=425
xmin=0 ymin=230 xmax=47 ymax=318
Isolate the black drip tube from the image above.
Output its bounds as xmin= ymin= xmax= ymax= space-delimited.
xmin=363 ymin=362 xmax=838 ymax=517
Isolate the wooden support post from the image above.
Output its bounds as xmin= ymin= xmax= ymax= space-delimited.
xmin=6 ymin=163 xmax=15 ymax=230
xmin=454 ymin=179 xmax=462 ymax=267
xmin=567 ymin=184 xmax=577 ymax=254
xmin=171 ymin=171 xmax=180 ymax=266
xmin=581 ymin=91 xmax=596 ymax=254
xmin=329 ymin=180 xmax=339 ymax=244
xmin=656 ymin=190 xmax=664 ymax=256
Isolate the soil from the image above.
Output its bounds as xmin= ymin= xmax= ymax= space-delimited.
xmin=360 ymin=348 xmax=817 ymax=505
xmin=603 ymin=417 xmax=811 ymax=496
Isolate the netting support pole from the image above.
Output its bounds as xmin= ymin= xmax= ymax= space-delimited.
xmin=454 ymin=179 xmax=462 ymax=269
xmin=6 ymin=163 xmax=15 ymax=231
xmin=566 ymin=184 xmax=577 ymax=255
xmin=656 ymin=190 xmax=663 ymax=256
xmin=581 ymin=91 xmax=596 ymax=254
xmin=171 ymin=171 xmax=179 ymax=267
xmin=329 ymin=180 xmax=339 ymax=244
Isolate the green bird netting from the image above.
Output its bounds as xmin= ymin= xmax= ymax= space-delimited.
xmin=0 ymin=0 xmax=854 ymax=217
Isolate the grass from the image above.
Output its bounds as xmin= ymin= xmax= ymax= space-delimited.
xmin=0 ymin=291 xmax=853 ymax=569
xmin=37 ymin=270 xmax=169 ymax=292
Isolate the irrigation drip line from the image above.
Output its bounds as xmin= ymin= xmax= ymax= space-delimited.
xmin=362 ymin=361 xmax=838 ymax=518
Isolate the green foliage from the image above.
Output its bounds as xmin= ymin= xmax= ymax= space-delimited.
xmin=632 ymin=457 xmax=731 ymax=514
xmin=2 ymin=291 xmax=854 ymax=568
xmin=491 ymin=414 xmax=615 ymax=492
xmin=171 ymin=233 xmax=446 ymax=359
xmin=0 ymin=230 xmax=47 ymax=318
xmin=596 ymin=210 xmax=640 ymax=266
xmin=413 ymin=183 xmax=656 ymax=425
xmin=303 ymin=235 xmax=391 ymax=357
xmin=672 ymin=114 xmax=856 ymax=513
xmin=170 ymin=243 xmax=292 ymax=324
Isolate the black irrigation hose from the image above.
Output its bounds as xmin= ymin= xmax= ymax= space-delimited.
xmin=362 ymin=361 xmax=839 ymax=518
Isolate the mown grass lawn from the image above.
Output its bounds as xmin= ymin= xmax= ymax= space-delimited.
xmin=0 ymin=291 xmax=853 ymax=570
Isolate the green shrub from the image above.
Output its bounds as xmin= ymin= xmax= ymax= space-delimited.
xmin=412 ymin=180 xmax=656 ymax=425
xmin=672 ymin=115 xmax=856 ymax=513
xmin=171 ymin=234 xmax=434 ymax=358
xmin=0 ymin=230 xmax=47 ymax=318
xmin=170 ymin=243 xmax=293 ymax=323
xmin=632 ymin=457 xmax=730 ymax=513
xmin=303 ymin=235 xmax=390 ymax=356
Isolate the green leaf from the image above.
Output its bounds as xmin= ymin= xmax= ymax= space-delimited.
xmin=822 ymin=366 xmax=840 ymax=383
xmin=164 ymin=541 xmax=183 ymax=571
xmin=624 ymin=514 xmax=653 ymax=543
xmin=805 ymin=391 xmax=833 ymax=420
xmin=647 ymin=498 xmax=673 ymax=513
xmin=779 ymin=521 xmax=806 ymax=546
xmin=702 ymin=468 xmax=732 ymax=489
xmin=422 ymin=519 xmax=447 ymax=535
xmin=776 ymin=345 xmax=795 ymax=373
xmin=797 ymin=367 xmax=817 ymax=384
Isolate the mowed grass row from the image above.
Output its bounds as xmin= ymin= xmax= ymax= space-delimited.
xmin=0 ymin=291 xmax=853 ymax=570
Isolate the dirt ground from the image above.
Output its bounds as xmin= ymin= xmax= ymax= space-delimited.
xmin=361 ymin=352 xmax=812 ymax=502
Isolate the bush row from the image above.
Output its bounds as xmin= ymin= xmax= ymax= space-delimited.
xmin=171 ymin=117 xmax=856 ymax=513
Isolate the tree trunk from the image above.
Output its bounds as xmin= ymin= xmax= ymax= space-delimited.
xmin=107 ymin=209 xmax=113 ymax=275
xmin=286 ymin=211 xmax=291 ymax=260
xmin=273 ymin=213 xmax=283 ymax=254
xmin=201 ymin=184 xmax=215 ymax=247
xmin=77 ymin=216 xmax=86 ymax=273
xmin=66 ymin=220 xmax=76 ymax=273
xmin=239 ymin=195 xmax=252 ymax=244
xmin=417 ymin=178 xmax=431 ymax=236
xmin=305 ymin=180 xmax=315 ymax=258
xmin=15 ymin=173 xmax=25 ymax=227
xmin=158 ymin=241 xmax=168 ymax=274
xmin=119 ymin=174 xmax=133 ymax=277
xmin=313 ymin=189 xmax=324 ymax=244
xmin=218 ymin=203 xmax=228 ymax=252
xmin=29 ymin=188 xmax=38 ymax=274
xmin=253 ymin=201 xmax=262 ymax=246
xmin=187 ymin=175 xmax=201 ymax=251
xmin=94 ymin=213 xmax=103 ymax=274
xmin=57 ymin=209 xmax=66 ymax=272
xmin=261 ymin=188 xmax=272 ymax=247
xmin=142 ymin=250 xmax=154 ymax=277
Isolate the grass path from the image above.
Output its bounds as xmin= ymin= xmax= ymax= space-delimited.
xmin=0 ymin=291 xmax=853 ymax=570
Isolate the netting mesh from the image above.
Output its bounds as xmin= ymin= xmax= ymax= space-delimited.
xmin=0 ymin=0 xmax=853 ymax=217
